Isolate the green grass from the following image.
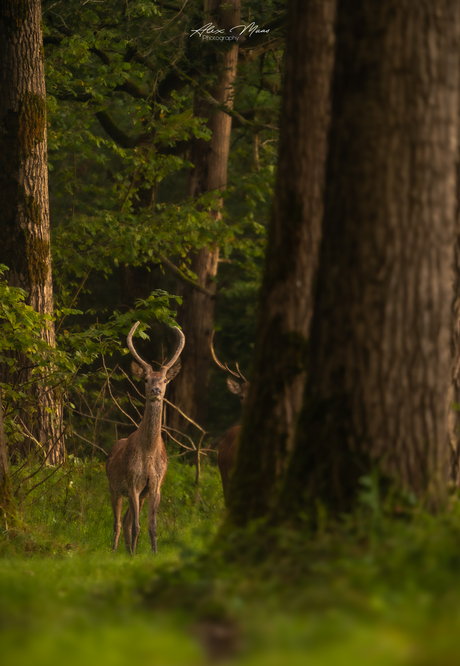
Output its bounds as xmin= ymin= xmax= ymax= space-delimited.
xmin=4 ymin=456 xmax=460 ymax=665
xmin=3 ymin=454 xmax=224 ymax=556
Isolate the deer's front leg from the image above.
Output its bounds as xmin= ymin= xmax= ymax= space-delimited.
xmin=127 ymin=492 xmax=142 ymax=555
xmin=111 ymin=494 xmax=123 ymax=551
xmin=148 ymin=489 xmax=161 ymax=554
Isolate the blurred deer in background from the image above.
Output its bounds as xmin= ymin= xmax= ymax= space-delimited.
xmin=106 ymin=321 xmax=184 ymax=554
xmin=210 ymin=331 xmax=250 ymax=503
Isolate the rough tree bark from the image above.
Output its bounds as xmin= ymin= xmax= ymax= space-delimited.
xmin=169 ymin=0 xmax=240 ymax=429
xmin=0 ymin=0 xmax=64 ymax=464
xmin=280 ymin=0 xmax=460 ymax=519
xmin=448 ymin=97 xmax=460 ymax=484
xmin=227 ymin=0 xmax=336 ymax=524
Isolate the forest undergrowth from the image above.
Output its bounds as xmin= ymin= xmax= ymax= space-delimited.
xmin=2 ymin=455 xmax=460 ymax=665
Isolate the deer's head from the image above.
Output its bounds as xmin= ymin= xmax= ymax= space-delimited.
xmin=128 ymin=322 xmax=184 ymax=402
xmin=210 ymin=331 xmax=250 ymax=404
xmin=226 ymin=377 xmax=250 ymax=404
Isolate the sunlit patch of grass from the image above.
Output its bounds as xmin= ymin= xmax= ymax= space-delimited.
xmin=3 ymin=454 xmax=224 ymax=557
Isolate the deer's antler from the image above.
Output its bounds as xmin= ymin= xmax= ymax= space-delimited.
xmin=210 ymin=330 xmax=247 ymax=383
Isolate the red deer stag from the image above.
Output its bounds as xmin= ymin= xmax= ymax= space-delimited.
xmin=210 ymin=331 xmax=249 ymax=503
xmin=106 ymin=321 xmax=184 ymax=554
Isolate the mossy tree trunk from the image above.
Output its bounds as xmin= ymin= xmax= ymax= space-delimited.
xmin=280 ymin=0 xmax=459 ymax=520
xmin=169 ymin=0 xmax=240 ymax=429
xmin=226 ymin=0 xmax=337 ymax=525
xmin=0 ymin=0 xmax=64 ymax=464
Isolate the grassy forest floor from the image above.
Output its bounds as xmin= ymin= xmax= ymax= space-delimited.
xmin=2 ymin=456 xmax=460 ymax=665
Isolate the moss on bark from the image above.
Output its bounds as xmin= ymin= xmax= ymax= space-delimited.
xmin=0 ymin=0 xmax=30 ymax=36
xmin=18 ymin=91 xmax=46 ymax=159
xmin=0 ymin=87 xmax=47 ymax=287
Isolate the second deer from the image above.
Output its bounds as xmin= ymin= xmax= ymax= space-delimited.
xmin=210 ymin=331 xmax=249 ymax=503
xmin=106 ymin=321 xmax=184 ymax=554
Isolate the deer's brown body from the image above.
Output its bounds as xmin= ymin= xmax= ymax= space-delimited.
xmin=106 ymin=322 xmax=184 ymax=554
xmin=211 ymin=332 xmax=249 ymax=503
xmin=217 ymin=425 xmax=242 ymax=502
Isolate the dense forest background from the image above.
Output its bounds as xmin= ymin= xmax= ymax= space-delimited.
xmin=3 ymin=0 xmax=460 ymax=664
xmin=1 ymin=0 xmax=283 ymax=467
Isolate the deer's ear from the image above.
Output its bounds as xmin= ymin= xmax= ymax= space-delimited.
xmin=227 ymin=378 xmax=242 ymax=396
xmin=131 ymin=361 xmax=145 ymax=380
xmin=165 ymin=361 xmax=181 ymax=383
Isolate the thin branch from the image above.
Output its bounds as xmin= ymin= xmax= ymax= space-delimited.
xmin=73 ymin=431 xmax=108 ymax=456
xmin=102 ymin=357 xmax=138 ymax=427
xmin=16 ymin=419 xmax=44 ymax=451
xmin=163 ymin=397 xmax=206 ymax=433
xmin=155 ymin=252 xmax=216 ymax=299
xmin=239 ymin=37 xmax=284 ymax=63
xmin=23 ymin=465 xmax=70 ymax=507
xmin=169 ymin=449 xmax=194 ymax=458
xmin=119 ymin=368 xmax=144 ymax=400
xmin=170 ymin=64 xmax=278 ymax=132
xmin=126 ymin=392 xmax=143 ymax=422
xmin=114 ymin=80 xmax=147 ymax=100
xmin=95 ymin=110 xmax=138 ymax=148
xmin=53 ymin=91 xmax=93 ymax=103
xmin=90 ymin=46 xmax=110 ymax=65
xmin=56 ymin=266 xmax=92 ymax=333
xmin=69 ymin=407 xmax=127 ymax=427
xmin=238 ymin=12 xmax=287 ymax=55
xmin=195 ymin=431 xmax=204 ymax=486
xmin=18 ymin=461 xmax=66 ymax=505
xmin=162 ymin=428 xmax=195 ymax=451
xmin=162 ymin=424 xmax=196 ymax=450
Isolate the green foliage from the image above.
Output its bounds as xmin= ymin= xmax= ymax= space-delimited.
xmin=0 ymin=265 xmax=53 ymax=364
xmin=36 ymin=0 xmax=284 ymax=442
xmin=42 ymin=0 xmax=281 ymax=305
xmin=0 ymin=263 xmax=181 ymax=449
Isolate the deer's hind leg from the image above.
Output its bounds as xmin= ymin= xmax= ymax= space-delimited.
xmin=122 ymin=505 xmax=132 ymax=554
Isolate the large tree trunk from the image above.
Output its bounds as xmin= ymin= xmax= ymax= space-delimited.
xmin=0 ymin=0 xmax=64 ymax=464
xmin=227 ymin=0 xmax=336 ymax=524
xmin=449 ymin=222 xmax=460 ymax=483
xmin=280 ymin=0 xmax=459 ymax=519
xmin=169 ymin=0 xmax=240 ymax=429
xmin=447 ymin=100 xmax=460 ymax=484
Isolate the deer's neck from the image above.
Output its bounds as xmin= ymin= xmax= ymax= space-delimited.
xmin=138 ymin=398 xmax=163 ymax=451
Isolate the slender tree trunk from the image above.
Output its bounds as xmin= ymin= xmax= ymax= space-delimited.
xmin=0 ymin=0 xmax=64 ymax=463
xmin=227 ymin=0 xmax=336 ymax=524
xmin=0 ymin=391 xmax=13 ymax=526
xmin=280 ymin=0 xmax=459 ymax=519
xmin=169 ymin=0 xmax=240 ymax=428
